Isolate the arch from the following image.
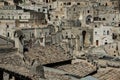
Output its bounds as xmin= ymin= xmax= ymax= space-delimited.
xmin=86 ymin=15 xmax=92 ymax=25
xmin=82 ymin=31 xmax=86 ymax=46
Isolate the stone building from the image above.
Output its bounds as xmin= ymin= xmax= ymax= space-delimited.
xmin=0 ymin=1 xmax=46 ymax=28
xmin=0 ymin=35 xmax=14 ymax=48
xmin=0 ymin=20 xmax=15 ymax=39
xmin=93 ymin=25 xmax=113 ymax=46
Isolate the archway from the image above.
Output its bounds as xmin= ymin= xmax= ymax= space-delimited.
xmin=82 ymin=31 xmax=86 ymax=46
xmin=86 ymin=15 xmax=92 ymax=25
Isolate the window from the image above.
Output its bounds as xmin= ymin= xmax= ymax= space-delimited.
xmin=38 ymin=9 xmax=40 ymax=12
xmin=105 ymin=42 xmax=108 ymax=45
xmin=7 ymin=32 xmax=9 ymax=37
xmin=99 ymin=18 xmax=101 ymax=21
xmin=67 ymin=2 xmax=71 ymax=5
xmin=64 ymin=3 xmax=66 ymax=5
xmin=96 ymin=40 xmax=99 ymax=46
xmin=66 ymin=35 xmax=68 ymax=38
xmin=46 ymin=0 xmax=48 ymax=3
xmin=77 ymin=3 xmax=80 ymax=5
xmin=43 ymin=9 xmax=45 ymax=12
xmin=73 ymin=8 xmax=75 ymax=11
xmin=112 ymin=2 xmax=114 ymax=5
xmin=32 ymin=33 xmax=34 ymax=38
xmin=50 ymin=5 xmax=51 ymax=8
xmin=95 ymin=32 xmax=97 ymax=35
xmin=103 ymin=30 xmax=106 ymax=35
xmin=107 ymin=30 xmax=109 ymax=35
xmin=6 ymin=24 xmax=9 ymax=28
xmin=95 ymin=25 xmax=97 ymax=27
xmin=103 ymin=18 xmax=106 ymax=21
xmin=40 ymin=38 xmax=43 ymax=42
xmin=56 ymin=16 xmax=58 ymax=18
xmin=88 ymin=10 xmax=90 ymax=13
xmin=99 ymin=3 xmax=101 ymax=5
xmin=113 ymin=18 xmax=114 ymax=20
xmin=8 ymin=16 xmax=10 ymax=19
xmin=45 ymin=32 xmax=47 ymax=35
xmin=106 ymin=3 xmax=108 ymax=6
xmin=61 ymin=8 xmax=62 ymax=11
xmin=19 ymin=16 xmax=21 ymax=19
xmin=2 ymin=16 xmax=4 ymax=19
xmin=112 ymin=46 xmax=114 ymax=48
xmin=12 ymin=16 xmax=14 ymax=19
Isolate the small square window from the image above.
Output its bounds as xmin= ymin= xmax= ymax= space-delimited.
xmin=77 ymin=3 xmax=80 ymax=5
xmin=88 ymin=10 xmax=90 ymax=13
xmin=56 ymin=16 xmax=58 ymax=18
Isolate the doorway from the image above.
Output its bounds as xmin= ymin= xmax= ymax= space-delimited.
xmin=82 ymin=31 xmax=86 ymax=46
xmin=96 ymin=40 xmax=99 ymax=46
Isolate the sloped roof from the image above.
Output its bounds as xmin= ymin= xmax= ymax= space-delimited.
xmin=0 ymin=35 xmax=14 ymax=43
xmin=55 ymin=61 xmax=96 ymax=77
xmin=80 ymin=76 xmax=98 ymax=80
xmin=24 ymin=45 xmax=72 ymax=65
xmin=93 ymin=69 xmax=120 ymax=80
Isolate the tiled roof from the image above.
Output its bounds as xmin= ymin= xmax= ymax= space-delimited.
xmin=24 ymin=45 xmax=72 ymax=65
xmin=93 ymin=69 xmax=120 ymax=80
xmin=55 ymin=61 xmax=96 ymax=77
